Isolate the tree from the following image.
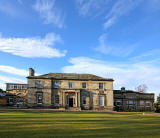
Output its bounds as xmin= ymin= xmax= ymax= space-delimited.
xmin=0 ymin=88 xmax=4 ymax=92
xmin=135 ymin=84 xmax=148 ymax=93
xmin=155 ymin=94 xmax=160 ymax=112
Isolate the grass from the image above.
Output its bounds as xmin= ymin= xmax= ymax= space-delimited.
xmin=0 ymin=111 xmax=160 ymax=138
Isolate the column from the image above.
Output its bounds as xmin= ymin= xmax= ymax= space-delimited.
xmin=63 ymin=92 xmax=65 ymax=107
xmin=75 ymin=92 xmax=78 ymax=107
xmin=78 ymin=92 xmax=80 ymax=107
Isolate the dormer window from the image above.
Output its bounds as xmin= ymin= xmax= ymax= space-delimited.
xmin=99 ymin=83 xmax=103 ymax=89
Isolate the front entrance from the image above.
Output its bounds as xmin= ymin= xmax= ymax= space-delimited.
xmin=69 ymin=98 xmax=73 ymax=107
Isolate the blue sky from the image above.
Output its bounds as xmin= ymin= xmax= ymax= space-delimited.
xmin=0 ymin=0 xmax=160 ymax=97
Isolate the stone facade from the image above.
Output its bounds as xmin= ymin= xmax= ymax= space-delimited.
xmin=27 ymin=68 xmax=114 ymax=110
xmin=6 ymin=83 xmax=28 ymax=106
xmin=114 ymin=87 xmax=154 ymax=112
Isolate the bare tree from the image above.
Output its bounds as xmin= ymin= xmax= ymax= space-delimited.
xmin=135 ymin=84 xmax=148 ymax=93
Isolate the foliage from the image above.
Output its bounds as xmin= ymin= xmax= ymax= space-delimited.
xmin=135 ymin=84 xmax=148 ymax=93
xmin=154 ymin=95 xmax=160 ymax=112
xmin=0 ymin=88 xmax=4 ymax=92
xmin=0 ymin=111 xmax=160 ymax=138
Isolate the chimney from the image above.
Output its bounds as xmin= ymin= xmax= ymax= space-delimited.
xmin=29 ymin=68 xmax=35 ymax=76
xmin=121 ymin=87 xmax=125 ymax=92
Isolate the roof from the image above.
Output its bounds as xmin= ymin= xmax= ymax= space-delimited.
xmin=6 ymin=83 xmax=27 ymax=85
xmin=27 ymin=73 xmax=114 ymax=81
xmin=114 ymin=90 xmax=154 ymax=95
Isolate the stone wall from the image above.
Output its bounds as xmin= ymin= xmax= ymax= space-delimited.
xmin=28 ymin=78 xmax=114 ymax=110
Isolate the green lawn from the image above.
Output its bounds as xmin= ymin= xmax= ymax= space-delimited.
xmin=0 ymin=111 xmax=160 ymax=138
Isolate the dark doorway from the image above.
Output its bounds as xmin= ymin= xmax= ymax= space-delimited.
xmin=69 ymin=98 xmax=73 ymax=107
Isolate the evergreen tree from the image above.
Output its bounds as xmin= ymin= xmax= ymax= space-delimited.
xmin=0 ymin=88 xmax=4 ymax=92
xmin=155 ymin=94 xmax=160 ymax=112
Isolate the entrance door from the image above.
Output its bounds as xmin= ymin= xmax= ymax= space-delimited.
xmin=69 ymin=98 xmax=73 ymax=107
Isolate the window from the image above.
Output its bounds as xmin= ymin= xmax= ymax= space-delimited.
xmin=54 ymin=81 xmax=59 ymax=88
xmin=99 ymin=83 xmax=103 ymax=89
xmin=146 ymin=101 xmax=151 ymax=106
xmin=9 ymin=98 xmax=14 ymax=104
xmin=99 ymin=96 xmax=104 ymax=106
xmin=82 ymin=96 xmax=87 ymax=105
xmin=18 ymin=85 xmax=21 ymax=89
xmin=68 ymin=82 xmax=72 ymax=88
xmin=37 ymin=93 xmax=43 ymax=104
xmin=140 ymin=101 xmax=144 ymax=106
xmin=11 ymin=85 xmax=14 ymax=89
xmin=82 ymin=82 xmax=86 ymax=89
xmin=36 ymin=81 xmax=42 ymax=88
xmin=55 ymin=95 xmax=59 ymax=104
xmin=129 ymin=101 xmax=134 ymax=105
xmin=126 ymin=101 xmax=129 ymax=105
xmin=22 ymin=85 xmax=25 ymax=89
xmin=9 ymin=85 xmax=13 ymax=89
xmin=14 ymin=85 xmax=17 ymax=89
xmin=116 ymin=100 xmax=122 ymax=106
xmin=126 ymin=95 xmax=135 ymax=99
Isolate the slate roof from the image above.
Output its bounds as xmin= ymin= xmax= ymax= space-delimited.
xmin=114 ymin=90 xmax=154 ymax=95
xmin=27 ymin=73 xmax=114 ymax=81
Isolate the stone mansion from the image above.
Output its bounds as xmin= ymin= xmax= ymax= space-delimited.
xmin=4 ymin=68 xmax=154 ymax=111
xmin=27 ymin=68 xmax=114 ymax=110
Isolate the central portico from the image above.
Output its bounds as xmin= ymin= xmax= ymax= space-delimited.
xmin=61 ymin=89 xmax=81 ymax=110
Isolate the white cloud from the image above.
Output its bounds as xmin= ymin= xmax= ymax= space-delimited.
xmin=0 ymin=65 xmax=40 ymax=90
xmin=0 ymin=75 xmax=26 ymax=84
xmin=94 ymin=34 xmax=136 ymax=57
xmin=0 ymin=82 xmax=6 ymax=90
xmin=0 ymin=33 xmax=67 ymax=58
xmin=104 ymin=0 xmax=142 ymax=29
xmin=62 ymin=57 xmax=160 ymax=97
xmin=130 ymin=49 xmax=160 ymax=61
xmin=33 ymin=0 xmax=65 ymax=28
xmin=0 ymin=65 xmax=28 ymax=76
xmin=76 ymin=0 xmax=110 ymax=16
xmin=0 ymin=75 xmax=26 ymax=91
xmin=76 ymin=0 xmax=143 ymax=29
xmin=0 ymin=1 xmax=19 ymax=17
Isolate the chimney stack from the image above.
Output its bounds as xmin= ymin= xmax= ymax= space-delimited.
xmin=121 ymin=87 xmax=126 ymax=92
xmin=29 ymin=68 xmax=35 ymax=76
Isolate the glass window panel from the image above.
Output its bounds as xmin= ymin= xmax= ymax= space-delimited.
xmin=99 ymin=96 xmax=104 ymax=106
xmin=68 ymin=82 xmax=72 ymax=88
xmin=99 ymin=83 xmax=103 ymax=89
xmin=82 ymin=83 xmax=86 ymax=89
